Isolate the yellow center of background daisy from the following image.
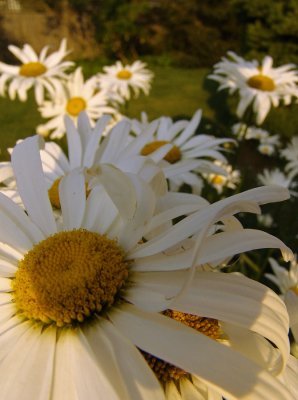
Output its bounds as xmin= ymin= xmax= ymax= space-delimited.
xmin=66 ymin=97 xmax=87 ymax=116
xmin=291 ymin=286 xmax=298 ymax=295
xmin=48 ymin=177 xmax=90 ymax=209
xmin=116 ymin=69 xmax=132 ymax=80
xmin=247 ymin=74 xmax=275 ymax=91
xmin=19 ymin=62 xmax=47 ymax=77
xmin=12 ymin=229 xmax=129 ymax=327
xmin=211 ymin=175 xmax=225 ymax=185
xmin=141 ymin=140 xmax=182 ymax=163
xmin=142 ymin=310 xmax=221 ymax=383
xmin=48 ymin=177 xmax=62 ymax=209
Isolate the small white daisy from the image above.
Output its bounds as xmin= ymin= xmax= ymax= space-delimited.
xmin=257 ymin=168 xmax=297 ymax=196
xmin=97 ymin=60 xmax=154 ymax=101
xmin=128 ymin=110 xmax=234 ymax=194
xmin=36 ymin=67 xmax=120 ymax=139
xmin=209 ymin=51 xmax=298 ymax=125
xmin=281 ymin=137 xmax=298 ymax=180
xmin=0 ymin=38 xmax=74 ymax=104
xmin=205 ymin=160 xmax=241 ymax=195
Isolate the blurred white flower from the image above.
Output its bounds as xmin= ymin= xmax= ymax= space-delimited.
xmin=209 ymin=51 xmax=298 ymax=125
xmin=36 ymin=67 xmax=120 ymax=139
xmin=281 ymin=137 xmax=298 ymax=180
xmin=0 ymin=38 xmax=74 ymax=104
xmin=205 ymin=160 xmax=241 ymax=194
xmin=257 ymin=168 xmax=297 ymax=196
xmin=97 ymin=60 xmax=154 ymax=101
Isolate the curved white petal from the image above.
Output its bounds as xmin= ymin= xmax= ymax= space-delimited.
xmin=109 ymin=304 xmax=293 ymax=400
xmin=11 ymin=136 xmax=56 ymax=236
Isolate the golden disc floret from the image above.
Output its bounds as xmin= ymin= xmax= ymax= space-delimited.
xmin=141 ymin=140 xmax=182 ymax=164
xmin=12 ymin=229 xmax=129 ymax=327
xmin=66 ymin=97 xmax=87 ymax=116
xmin=116 ymin=69 xmax=132 ymax=80
xmin=19 ymin=62 xmax=47 ymax=77
xmin=142 ymin=310 xmax=221 ymax=383
xmin=247 ymin=74 xmax=275 ymax=92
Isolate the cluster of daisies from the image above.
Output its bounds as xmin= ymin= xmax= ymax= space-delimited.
xmin=0 ymin=39 xmax=297 ymax=399
xmin=0 ymin=39 xmax=153 ymax=139
xmin=209 ymin=51 xmax=298 ymax=204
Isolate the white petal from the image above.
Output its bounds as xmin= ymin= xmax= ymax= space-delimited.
xmin=52 ymin=329 xmax=121 ymax=400
xmin=0 ymin=325 xmax=56 ymax=400
xmin=59 ymin=170 xmax=86 ymax=230
xmin=11 ymin=136 xmax=57 ymax=236
xmin=109 ymin=304 xmax=292 ymax=400
xmin=83 ymin=318 xmax=165 ymax=400
xmin=65 ymin=116 xmax=82 ymax=169
xmin=82 ymin=184 xmax=119 ymax=234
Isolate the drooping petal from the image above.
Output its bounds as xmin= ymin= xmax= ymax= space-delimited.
xmin=109 ymin=304 xmax=292 ymax=400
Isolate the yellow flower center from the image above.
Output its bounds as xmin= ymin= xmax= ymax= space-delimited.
xmin=211 ymin=175 xmax=225 ymax=185
xmin=141 ymin=141 xmax=182 ymax=164
xmin=291 ymin=286 xmax=298 ymax=296
xmin=116 ymin=69 xmax=132 ymax=80
xmin=19 ymin=62 xmax=47 ymax=77
xmin=66 ymin=97 xmax=87 ymax=117
xmin=12 ymin=229 xmax=129 ymax=327
xmin=247 ymin=74 xmax=275 ymax=91
xmin=142 ymin=310 xmax=221 ymax=383
xmin=48 ymin=177 xmax=62 ymax=209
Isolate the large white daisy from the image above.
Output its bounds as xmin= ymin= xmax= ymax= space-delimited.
xmin=0 ymin=38 xmax=74 ymax=104
xmin=97 ymin=60 xmax=154 ymax=101
xmin=127 ymin=109 xmax=234 ymax=194
xmin=36 ymin=67 xmax=120 ymax=139
xmin=0 ymin=136 xmax=294 ymax=399
xmin=208 ymin=52 xmax=298 ymax=125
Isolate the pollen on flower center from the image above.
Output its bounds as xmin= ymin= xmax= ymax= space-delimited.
xmin=142 ymin=310 xmax=221 ymax=383
xmin=66 ymin=97 xmax=87 ymax=117
xmin=247 ymin=74 xmax=275 ymax=91
xmin=12 ymin=229 xmax=129 ymax=327
xmin=116 ymin=69 xmax=132 ymax=80
xmin=19 ymin=62 xmax=47 ymax=77
xmin=141 ymin=140 xmax=182 ymax=164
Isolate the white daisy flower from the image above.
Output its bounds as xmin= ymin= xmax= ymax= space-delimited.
xmin=0 ymin=112 xmax=167 ymax=207
xmin=128 ymin=110 xmax=234 ymax=194
xmin=97 ymin=60 xmax=154 ymax=101
xmin=205 ymin=160 xmax=241 ymax=194
xmin=258 ymin=143 xmax=276 ymax=156
xmin=266 ymin=256 xmax=298 ymax=353
xmin=257 ymin=169 xmax=297 ymax=196
xmin=281 ymin=137 xmax=298 ymax=180
xmin=36 ymin=67 xmax=120 ymax=139
xmin=0 ymin=136 xmax=294 ymax=399
xmin=0 ymin=38 xmax=74 ymax=104
xmin=209 ymin=51 xmax=298 ymax=125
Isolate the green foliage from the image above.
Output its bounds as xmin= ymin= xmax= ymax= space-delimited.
xmin=52 ymin=0 xmax=242 ymax=67
xmin=231 ymin=0 xmax=298 ymax=64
